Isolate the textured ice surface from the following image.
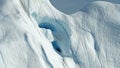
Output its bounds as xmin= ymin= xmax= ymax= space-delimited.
xmin=0 ymin=0 xmax=120 ymax=68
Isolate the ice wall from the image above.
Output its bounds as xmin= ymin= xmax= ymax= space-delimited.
xmin=0 ymin=0 xmax=119 ymax=68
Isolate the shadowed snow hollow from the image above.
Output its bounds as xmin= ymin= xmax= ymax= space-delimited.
xmin=0 ymin=0 xmax=120 ymax=68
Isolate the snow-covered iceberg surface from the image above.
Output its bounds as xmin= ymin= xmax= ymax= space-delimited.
xmin=0 ymin=0 xmax=120 ymax=68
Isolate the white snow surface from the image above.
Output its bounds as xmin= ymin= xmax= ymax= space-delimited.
xmin=0 ymin=0 xmax=120 ymax=68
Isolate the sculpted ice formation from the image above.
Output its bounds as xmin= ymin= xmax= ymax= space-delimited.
xmin=0 ymin=0 xmax=120 ymax=68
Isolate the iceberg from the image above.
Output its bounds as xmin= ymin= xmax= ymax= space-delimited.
xmin=0 ymin=0 xmax=119 ymax=68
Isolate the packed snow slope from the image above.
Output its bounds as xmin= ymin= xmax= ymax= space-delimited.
xmin=0 ymin=0 xmax=120 ymax=68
